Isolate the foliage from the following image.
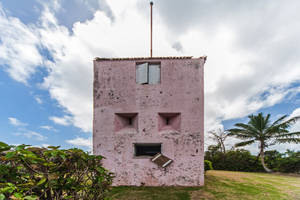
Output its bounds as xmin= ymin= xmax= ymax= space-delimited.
xmin=227 ymin=112 xmax=300 ymax=172
xmin=205 ymin=147 xmax=264 ymax=172
xmin=265 ymin=150 xmax=300 ymax=173
xmin=204 ymin=160 xmax=213 ymax=171
xmin=0 ymin=141 xmax=113 ymax=200
xmin=205 ymin=147 xmax=300 ymax=173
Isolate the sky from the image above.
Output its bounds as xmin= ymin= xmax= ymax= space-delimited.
xmin=0 ymin=0 xmax=300 ymax=154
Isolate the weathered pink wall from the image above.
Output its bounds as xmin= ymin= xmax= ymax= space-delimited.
xmin=93 ymin=57 xmax=205 ymax=186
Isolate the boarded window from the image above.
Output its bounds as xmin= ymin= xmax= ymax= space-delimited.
xmin=134 ymin=143 xmax=161 ymax=157
xmin=151 ymin=153 xmax=173 ymax=168
xmin=136 ymin=63 xmax=160 ymax=84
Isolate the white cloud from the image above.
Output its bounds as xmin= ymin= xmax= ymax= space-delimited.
xmin=34 ymin=96 xmax=43 ymax=104
xmin=14 ymin=131 xmax=47 ymax=141
xmin=49 ymin=115 xmax=72 ymax=126
xmin=40 ymin=125 xmax=57 ymax=132
xmin=0 ymin=5 xmax=43 ymax=84
xmin=24 ymin=131 xmax=47 ymax=141
xmin=66 ymin=137 xmax=92 ymax=149
xmin=8 ymin=117 xmax=27 ymax=126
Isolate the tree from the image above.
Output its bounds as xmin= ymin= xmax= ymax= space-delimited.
xmin=208 ymin=129 xmax=228 ymax=153
xmin=227 ymin=112 xmax=300 ymax=173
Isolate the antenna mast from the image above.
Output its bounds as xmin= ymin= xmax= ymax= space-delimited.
xmin=150 ymin=1 xmax=153 ymax=57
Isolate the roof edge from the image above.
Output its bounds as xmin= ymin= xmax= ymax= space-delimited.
xmin=94 ymin=56 xmax=207 ymax=61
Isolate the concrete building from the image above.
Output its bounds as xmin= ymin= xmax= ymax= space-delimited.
xmin=93 ymin=56 xmax=206 ymax=186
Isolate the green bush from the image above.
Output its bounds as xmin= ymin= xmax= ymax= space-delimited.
xmin=0 ymin=141 xmax=113 ymax=200
xmin=204 ymin=160 xmax=213 ymax=171
xmin=205 ymin=146 xmax=264 ymax=172
xmin=205 ymin=146 xmax=300 ymax=173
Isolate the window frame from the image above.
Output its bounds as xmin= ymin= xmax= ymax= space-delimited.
xmin=136 ymin=62 xmax=161 ymax=84
xmin=133 ymin=143 xmax=162 ymax=158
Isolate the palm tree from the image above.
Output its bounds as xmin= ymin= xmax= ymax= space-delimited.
xmin=228 ymin=112 xmax=300 ymax=172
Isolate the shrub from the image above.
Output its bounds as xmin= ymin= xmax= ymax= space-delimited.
xmin=277 ymin=150 xmax=300 ymax=173
xmin=205 ymin=147 xmax=264 ymax=172
xmin=205 ymin=147 xmax=300 ymax=173
xmin=0 ymin=141 xmax=113 ymax=200
xmin=204 ymin=160 xmax=213 ymax=171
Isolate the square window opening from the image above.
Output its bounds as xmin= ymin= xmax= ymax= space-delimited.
xmin=136 ymin=62 xmax=160 ymax=84
xmin=115 ymin=113 xmax=138 ymax=132
xmin=134 ymin=143 xmax=161 ymax=157
xmin=158 ymin=113 xmax=181 ymax=132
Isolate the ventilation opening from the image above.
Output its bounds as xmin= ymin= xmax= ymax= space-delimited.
xmin=115 ymin=113 xmax=138 ymax=132
xmin=134 ymin=143 xmax=161 ymax=157
xmin=158 ymin=113 xmax=181 ymax=132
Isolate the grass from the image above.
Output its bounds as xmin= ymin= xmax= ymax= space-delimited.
xmin=108 ymin=170 xmax=300 ymax=200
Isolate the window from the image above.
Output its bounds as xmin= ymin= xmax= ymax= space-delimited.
xmin=136 ymin=62 xmax=160 ymax=84
xmin=134 ymin=143 xmax=161 ymax=157
xmin=158 ymin=113 xmax=181 ymax=132
xmin=115 ymin=113 xmax=138 ymax=132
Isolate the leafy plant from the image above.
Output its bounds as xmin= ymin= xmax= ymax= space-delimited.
xmin=204 ymin=160 xmax=213 ymax=171
xmin=0 ymin=142 xmax=113 ymax=200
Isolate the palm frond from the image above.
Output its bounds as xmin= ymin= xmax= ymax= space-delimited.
xmin=227 ymin=128 xmax=256 ymax=139
xmin=235 ymin=140 xmax=256 ymax=147
xmin=282 ymin=116 xmax=300 ymax=126
xmin=274 ymin=131 xmax=300 ymax=138
xmin=275 ymin=138 xmax=300 ymax=144
xmin=270 ymin=115 xmax=288 ymax=127
xmin=234 ymin=123 xmax=260 ymax=136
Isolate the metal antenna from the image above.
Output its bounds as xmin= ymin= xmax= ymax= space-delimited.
xmin=150 ymin=1 xmax=153 ymax=57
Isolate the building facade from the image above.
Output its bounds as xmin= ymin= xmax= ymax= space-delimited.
xmin=93 ymin=56 xmax=205 ymax=186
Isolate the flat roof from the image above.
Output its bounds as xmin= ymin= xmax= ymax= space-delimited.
xmin=94 ymin=56 xmax=207 ymax=61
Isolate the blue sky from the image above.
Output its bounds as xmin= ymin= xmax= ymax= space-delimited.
xmin=0 ymin=0 xmax=300 ymax=154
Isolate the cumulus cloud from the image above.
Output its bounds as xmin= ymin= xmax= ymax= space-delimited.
xmin=66 ymin=137 xmax=92 ymax=149
xmin=0 ymin=4 xmax=43 ymax=84
xmin=1 ymin=0 xmax=300 ymax=154
xmin=8 ymin=117 xmax=27 ymax=126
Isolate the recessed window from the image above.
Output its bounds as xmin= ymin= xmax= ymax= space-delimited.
xmin=136 ymin=62 xmax=160 ymax=84
xmin=158 ymin=113 xmax=181 ymax=132
xmin=134 ymin=143 xmax=161 ymax=157
xmin=115 ymin=113 xmax=138 ymax=132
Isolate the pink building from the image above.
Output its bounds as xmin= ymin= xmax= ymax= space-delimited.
xmin=93 ymin=56 xmax=206 ymax=186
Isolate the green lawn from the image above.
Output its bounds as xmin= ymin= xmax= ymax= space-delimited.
xmin=108 ymin=170 xmax=300 ymax=200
